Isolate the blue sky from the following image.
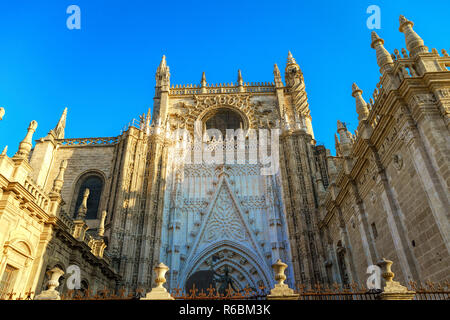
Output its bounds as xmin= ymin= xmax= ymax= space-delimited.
xmin=0 ymin=0 xmax=449 ymax=155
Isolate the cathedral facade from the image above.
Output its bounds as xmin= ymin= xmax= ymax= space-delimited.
xmin=0 ymin=15 xmax=448 ymax=298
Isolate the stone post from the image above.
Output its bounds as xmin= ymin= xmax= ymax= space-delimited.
xmin=377 ymin=258 xmax=415 ymax=300
xmin=73 ymin=188 xmax=90 ymax=241
xmin=267 ymin=259 xmax=299 ymax=300
xmin=35 ymin=267 xmax=65 ymax=300
xmin=142 ymin=263 xmax=174 ymax=300
xmin=14 ymin=120 xmax=38 ymax=159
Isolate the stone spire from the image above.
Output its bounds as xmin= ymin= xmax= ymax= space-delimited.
xmin=1 ymin=146 xmax=7 ymax=156
xmin=14 ymin=120 xmax=38 ymax=160
xmin=371 ymin=31 xmax=394 ymax=73
xmin=285 ymin=51 xmax=303 ymax=87
xmin=399 ymin=15 xmax=428 ymax=57
xmin=0 ymin=107 xmax=4 ymax=120
xmin=352 ymin=83 xmax=370 ymax=121
xmin=155 ymin=55 xmax=170 ymax=91
xmin=76 ymin=188 xmax=90 ymax=220
xmin=52 ymin=160 xmax=68 ymax=194
xmin=98 ymin=210 xmax=107 ymax=237
xmin=50 ymin=108 xmax=67 ymax=139
xmin=336 ymin=120 xmax=352 ymax=157
xmin=273 ymin=64 xmax=283 ymax=88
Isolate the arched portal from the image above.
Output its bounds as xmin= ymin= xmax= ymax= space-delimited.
xmin=178 ymin=240 xmax=273 ymax=293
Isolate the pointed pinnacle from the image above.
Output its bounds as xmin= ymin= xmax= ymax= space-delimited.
xmin=287 ymin=51 xmax=296 ymax=64
xmin=371 ymin=31 xmax=384 ymax=48
xmin=352 ymin=83 xmax=362 ymax=96
xmin=201 ymin=71 xmax=206 ymax=86
xmin=237 ymin=69 xmax=243 ymax=82
xmin=399 ymin=15 xmax=413 ymax=29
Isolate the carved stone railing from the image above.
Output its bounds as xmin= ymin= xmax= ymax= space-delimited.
xmin=23 ymin=178 xmax=50 ymax=211
xmin=57 ymin=209 xmax=74 ymax=231
xmin=169 ymin=82 xmax=275 ymax=95
xmin=57 ymin=137 xmax=118 ymax=147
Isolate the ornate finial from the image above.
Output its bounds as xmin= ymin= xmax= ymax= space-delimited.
xmin=272 ymin=259 xmax=288 ymax=286
xmin=0 ymin=107 xmax=4 ymax=120
xmin=76 ymin=188 xmax=90 ymax=220
xmin=399 ymin=15 xmax=409 ymax=26
xmin=154 ymin=263 xmax=169 ymax=289
xmin=52 ymin=160 xmax=68 ymax=194
xmin=34 ymin=267 xmax=65 ymax=300
xmin=352 ymin=83 xmax=369 ymax=121
xmin=398 ymin=15 xmax=427 ymax=57
xmin=376 ymin=258 xmax=415 ymax=299
xmin=370 ymin=31 xmax=394 ymax=72
xmin=98 ymin=210 xmax=107 ymax=237
xmin=1 ymin=145 xmax=7 ymax=156
xmin=15 ymin=120 xmax=38 ymax=159
xmin=155 ymin=55 xmax=170 ymax=88
xmin=268 ymin=259 xmax=297 ymax=298
xmin=287 ymin=51 xmax=296 ymax=65
xmin=237 ymin=69 xmax=243 ymax=86
xmin=370 ymin=31 xmax=383 ymax=46
xmin=274 ymin=64 xmax=281 ymax=76
xmin=273 ymin=64 xmax=283 ymax=88
xmin=201 ymin=71 xmax=207 ymax=87
xmin=337 ymin=120 xmax=346 ymax=131
xmin=337 ymin=121 xmax=352 ymax=156
xmin=142 ymin=262 xmax=174 ymax=300
xmin=352 ymin=83 xmax=362 ymax=95
xmin=159 ymin=55 xmax=166 ymax=68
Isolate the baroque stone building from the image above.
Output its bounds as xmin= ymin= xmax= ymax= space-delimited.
xmin=0 ymin=15 xmax=448 ymax=297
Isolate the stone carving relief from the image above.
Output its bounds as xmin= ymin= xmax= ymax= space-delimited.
xmin=203 ymin=191 xmax=246 ymax=243
xmin=392 ymin=154 xmax=404 ymax=171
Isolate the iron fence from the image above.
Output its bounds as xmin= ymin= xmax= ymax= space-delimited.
xmin=409 ymin=280 xmax=450 ymax=300
xmin=1 ymin=280 xmax=449 ymax=300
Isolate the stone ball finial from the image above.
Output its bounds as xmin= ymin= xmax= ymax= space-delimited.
xmin=0 ymin=107 xmax=5 ymax=120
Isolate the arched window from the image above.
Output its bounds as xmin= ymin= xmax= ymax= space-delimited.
xmin=73 ymin=174 xmax=104 ymax=219
xmin=204 ymin=108 xmax=244 ymax=137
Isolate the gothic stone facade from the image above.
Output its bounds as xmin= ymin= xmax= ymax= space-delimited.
xmin=0 ymin=15 xmax=448 ymax=296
